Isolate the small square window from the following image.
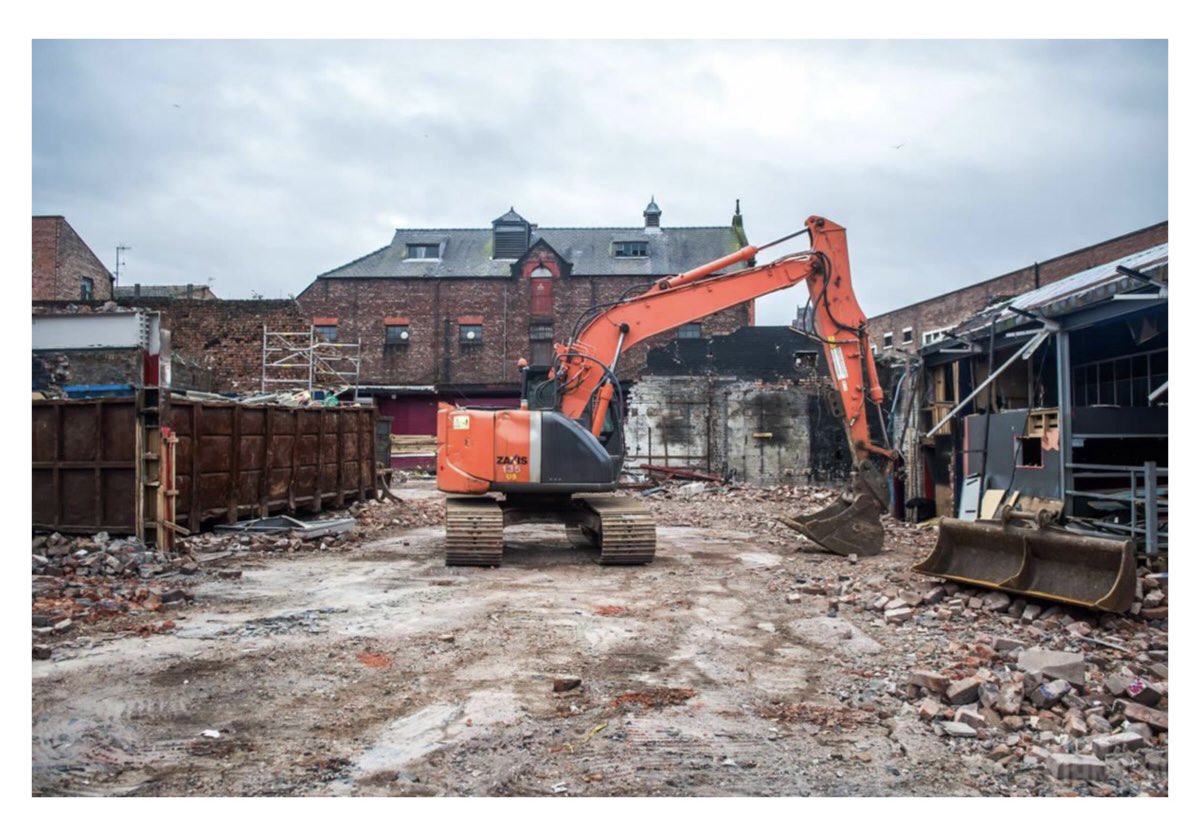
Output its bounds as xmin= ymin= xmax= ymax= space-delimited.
xmin=613 ymin=241 xmax=648 ymax=258
xmin=406 ymin=243 xmax=440 ymax=260
xmin=314 ymin=325 xmax=338 ymax=342
xmin=678 ymin=323 xmax=702 ymax=339
xmin=385 ymin=324 xmax=410 ymax=345
xmin=460 ymin=323 xmax=483 ymax=345
xmin=882 ymin=332 xmax=894 ymax=349
xmin=529 ymin=323 xmax=553 ymax=341
xmin=902 ymin=327 xmax=913 ymax=345
xmin=80 ymin=276 xmax=94 ymax=301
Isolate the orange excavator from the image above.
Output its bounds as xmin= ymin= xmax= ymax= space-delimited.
xmin=436 ymin=216 xmax=900 ymax=566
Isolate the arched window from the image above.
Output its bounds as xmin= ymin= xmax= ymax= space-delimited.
xmin=530 ymin=266 xmax=553 ymax=317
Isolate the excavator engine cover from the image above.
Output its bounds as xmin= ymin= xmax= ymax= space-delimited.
xmin=914 ymin=518 xmax=1136 ymax=613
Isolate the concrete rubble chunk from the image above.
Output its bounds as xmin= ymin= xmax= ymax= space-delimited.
xmin=982 ymin=590 xmax=1011 ymax=612
xmin=1145 ymin=752 xmax=1168 ymax=773
xmin=898 ymin=589 xmax=924 ymax=607
xmin=1029 ymin=678 xmax=1073 ymax=708
xmin=1125 ymin=677 xmax=1163 ymax=707
xmin=954 ymin=707 xmax=987 ymax=730
xmin=1016 ymin=649 xmax=1086 ymax=686
xmin=993 ymin=636 xmax=1025 ymax=653
xmin=1104 ymin=673 xmax=1132 ymax=696
xmin=1091 ymin=732 xmax=1145 ymax=760
xmin=997 ymin=683 xmax=1023 ymax=716
xmin=1120 ymin=701 xmax=1168 ymax=731
xmin=908 ymin=670 xmax=949 ymax=695
xmin=1021 ymin=603 xmax=1042 ymax=623
xmin=946 ymin=677 xmax=982 ymax=706
xmin=978 ymin=681 xmax=1000 ymax=710
xmin=1046 ymin=753 xmax=1107 ymax=782
xmin=940 ymin=721 xmax=978 ymax=738
xmin=884 ymin=607 xmax=913 ymax=625
xmin=918 ymin=698 xmax=942 ymax=721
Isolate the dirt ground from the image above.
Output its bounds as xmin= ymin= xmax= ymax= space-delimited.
xmin=31 ymin=480 xmax=1167 ymax=797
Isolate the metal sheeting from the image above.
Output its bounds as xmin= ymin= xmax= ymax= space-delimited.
xmin=32 ymin=395 xmax=377 ymax=539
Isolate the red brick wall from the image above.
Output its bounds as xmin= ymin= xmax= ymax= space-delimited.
xmin=868 ymin=222 xmax=1167 ymax=354
xmin=32 ymin=217 xmax=115 ymax=302
xmin=137 ymin=299 xmax=308 ymax=392
xmin=295 ymin=275 xmax=752 ymax=388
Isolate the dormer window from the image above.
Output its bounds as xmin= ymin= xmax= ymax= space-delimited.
xmin=406 ymin=243 xmax=440 ymax=260
xmin=492 ymin=207 xmax=531 ymax=259
xmin=614 ymin=241 xmax=648 ymax=258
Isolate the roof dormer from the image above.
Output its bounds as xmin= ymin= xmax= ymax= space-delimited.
xmin=492 ymin=207 xmax=531 ymax=259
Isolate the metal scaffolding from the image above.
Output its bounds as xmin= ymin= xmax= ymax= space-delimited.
xmin=261 ymin=326 xmax=361 ymax=394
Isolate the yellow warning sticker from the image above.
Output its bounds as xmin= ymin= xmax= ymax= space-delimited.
xmin=452 ymin=414 xmax=470 ymax=430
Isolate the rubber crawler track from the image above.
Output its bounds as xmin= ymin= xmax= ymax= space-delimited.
xmin=578 ymin=496 xmax=656 ymax=565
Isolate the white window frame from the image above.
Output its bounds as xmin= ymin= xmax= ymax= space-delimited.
xmin=882 ymin=331 xmax=894 ymax=349
xmin=922 ymin=325 xmax=954 ymax=346
xmin=901 ymin=327 xmax=913 ymax=345
xmin=405 ymin=243 xmax=441 ymax=261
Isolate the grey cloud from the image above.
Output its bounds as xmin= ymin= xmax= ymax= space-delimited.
xmin=33 ymin=40 xmax=1165 ymax=322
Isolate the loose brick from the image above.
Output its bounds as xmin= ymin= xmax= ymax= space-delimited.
xmin=1016 ymin=649 xmax=1086 ymax=686
xmin=946 ymin=677 xmax=982 ymax=706
xmin=1091 ymin=732 xmax=1145 ymax=760
xmin=908 ymin=670 xmax=949 ymax=695
xmin=1046 ymin=753 xmax=1107 ymax=782
xmin=1120 ymin=701 xmax=1168 ymax=731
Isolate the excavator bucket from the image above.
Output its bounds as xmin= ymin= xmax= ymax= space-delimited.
xmin=914 ymin=518 xmax=1137 ymax=613
xmin=779 ymin=491 xmax=885 ymax=557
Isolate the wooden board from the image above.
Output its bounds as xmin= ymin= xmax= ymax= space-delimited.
xmin=980 ymin=489 xmax=1006 ymax=521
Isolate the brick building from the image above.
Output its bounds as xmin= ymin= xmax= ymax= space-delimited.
xmin=296 ymin=200 xmax=755 ymax=459
xmin=861 ymin=221 xmax=1168 ymax=355
xmin=32 ymin=216 xmax=115 ymax=302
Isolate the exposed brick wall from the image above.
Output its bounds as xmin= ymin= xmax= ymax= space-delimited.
xmin=135 ymin=298 xmax=308 ymax=392
xmin=867 ymin=222 xmax=1167 ymax=355
xmin=295 ymin=275 xmax=752 ymax=389
xmin=32 ymin=217 xmax=114 ymax=302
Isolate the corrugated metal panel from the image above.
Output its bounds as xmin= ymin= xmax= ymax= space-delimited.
xmin=32 ymin=396 xmax=377 ymax=539
xmin=1008 ymin=243 xmax=1168 ymax=313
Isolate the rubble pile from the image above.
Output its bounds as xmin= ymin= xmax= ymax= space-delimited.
xmin=181 ymin=497 xmax=446 ymax=558
xmin=634 ymin=480 xmax=928 ymax=551
xmin=775 ymin=554 xmax=1168 ymax=795
xmin=33 ymin=531 xmax=193 ymax=578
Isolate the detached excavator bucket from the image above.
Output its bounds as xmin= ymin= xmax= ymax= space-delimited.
xmin=914 ymin=518 xmax=1137 ymax=613
xmin=780 ymin=491 xmax=885 ymax=558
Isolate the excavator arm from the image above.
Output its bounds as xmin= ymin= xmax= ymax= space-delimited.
xmin=556 ymin=216 xmax=891 ymax=462
xmin=553 ymin=215 xmax=898 ymax=557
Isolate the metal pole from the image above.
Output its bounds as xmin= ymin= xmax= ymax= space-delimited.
xmin=925 ymin=329 xmax=1049 ymax=437
xmin=1144 ymin=461 xmax=1159 ymax=555
xmin=1056 ymin=331 xmax=1073 ymax=513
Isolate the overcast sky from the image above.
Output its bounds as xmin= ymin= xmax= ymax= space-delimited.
xmin=32 ymin=39 xmax=1166 ymax=323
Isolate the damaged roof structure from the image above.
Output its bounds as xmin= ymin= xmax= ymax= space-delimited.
xmin=881 ymin=237 xmax=1168 ymax=558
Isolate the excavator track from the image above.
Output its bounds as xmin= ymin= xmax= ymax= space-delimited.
xmin=444 ymin=497 xmax=504 ymax=567
xmin=577 ymin=495 xmax=657 ymax=565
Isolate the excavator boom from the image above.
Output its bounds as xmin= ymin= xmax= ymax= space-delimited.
xmin=436 ymin=214 xmax=897 ymax=564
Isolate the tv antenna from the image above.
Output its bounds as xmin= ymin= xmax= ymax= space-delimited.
xmin=114 ymin=245 xmax=131 ymax=284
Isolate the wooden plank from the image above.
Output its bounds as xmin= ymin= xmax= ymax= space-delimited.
xmin=260 ymin=405 xmax=273 ymax=517
xmin=52 ymin=401 xmax=63 ymax=527
xmin=287 ymin=408 xmax=298 ymax=512
xmin=93 ymin=401 xmax=103 ymax=529
xmin=335 ymin=410 xmax=346 ymax=506
xmin=314 ymin=411 xmax=325 ymax=513
xmin=189 ymin=402 xmax=202 ymax=533
xmin=228 ymin=404 xmax=242 ymax=522
xmin=980 ymin=489 xmax=1006 ymax=521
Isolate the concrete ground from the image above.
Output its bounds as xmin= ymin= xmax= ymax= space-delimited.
xmin=31 ymin=481 xmax=1166 ymax=797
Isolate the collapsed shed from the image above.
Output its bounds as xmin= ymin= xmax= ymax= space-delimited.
xmin=886 ymin=243 xmax=1167 ymax=556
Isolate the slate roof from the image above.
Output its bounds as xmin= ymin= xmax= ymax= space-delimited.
xmin=317 ymin=225 xmax=745 ymax=279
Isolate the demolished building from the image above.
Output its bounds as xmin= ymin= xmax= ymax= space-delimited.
xmin=626 ymin=327 xmax=851 ymax=485
xmin=879 ymin=237 xmax=1167 ymax=557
